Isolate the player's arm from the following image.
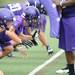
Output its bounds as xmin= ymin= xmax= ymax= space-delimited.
xmin=18 ymin=32 xmax=32 ymax=41
xmin=5 ymin=30 xmax=22 ymax=44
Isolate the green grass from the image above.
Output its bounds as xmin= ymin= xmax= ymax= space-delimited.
xmin=35 ymin=53 xmax=68 ymax=75
xmin=0 ymin=0 xmax=26 ymax=6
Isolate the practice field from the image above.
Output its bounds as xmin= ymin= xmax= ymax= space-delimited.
xmin=0 ymin=0 xmax=68 ymax=75
xmin=0 ymin=17 xmax=68 ymax=75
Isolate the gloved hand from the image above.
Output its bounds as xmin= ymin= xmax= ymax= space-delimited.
xmin=31 ymin=30 xmax=38 ymax=46
xmin=31 ymin=39 xmax=38 ymax=46
xmin=22 ymin=40 xmax=33 ymax=48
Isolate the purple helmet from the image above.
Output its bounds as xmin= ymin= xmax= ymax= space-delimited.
xmin=0 ymin=8 xmax=14 ymax=28
xmin=23 ymin=6 xmax=40 ymax=27
xmin=28 ymin=0 xmax=47 ymax=14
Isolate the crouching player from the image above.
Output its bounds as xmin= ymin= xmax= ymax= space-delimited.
xmin=3 ymin=3 xmax=35 ymax=57
xmin=13 ymin=15 xmax=34 ymax=55
xmin=22 ymin=6 xmax=53 ymax=55
xmin=0 ymin=8 xmax=22 ymax=58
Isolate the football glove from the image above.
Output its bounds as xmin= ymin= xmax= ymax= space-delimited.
xmin=22 ymin=40 xmax=33 ymax=48
xmin=31 ymin=30 xmax=38 ymax=46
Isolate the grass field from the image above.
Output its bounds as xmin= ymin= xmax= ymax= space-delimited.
xmin=0 ymin=0 xmax=26 ymax=6
xmin=0 ymin=17 xmax=68 ymax=75
xmin=0 ymin=0 xmax=68 ymax=75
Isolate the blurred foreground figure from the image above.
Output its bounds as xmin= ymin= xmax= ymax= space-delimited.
xmin=0 ymin=70 xmax=4 ymax=75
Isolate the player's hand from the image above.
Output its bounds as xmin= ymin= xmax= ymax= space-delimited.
xmin=22 ymin=40 xmax=33 ymax=48
xmin=32 ymin=30 xmax=38 ymax=46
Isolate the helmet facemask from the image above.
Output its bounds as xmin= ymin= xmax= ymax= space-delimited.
xmin=24 ymin=12 xmax=39 ymax=28
xmin=0 ymin=17 xmax=14 ymax=30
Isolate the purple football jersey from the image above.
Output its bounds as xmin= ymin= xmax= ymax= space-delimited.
xmin=0 ymin=31 xmax=11 ymax=50
xmin=40 ymin=0 xmax=60 ymax=38
xmin=7 ymin=3 xmax=23 ymax=16
xmin=14 ymin=16 xmax=23 ymax=35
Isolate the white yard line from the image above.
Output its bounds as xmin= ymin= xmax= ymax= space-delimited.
xmin=28 ymin=49 xmax=64 ymax=75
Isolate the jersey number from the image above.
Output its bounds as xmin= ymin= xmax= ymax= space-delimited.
xmin=8 ymin=3 xmax=22 ymax=12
